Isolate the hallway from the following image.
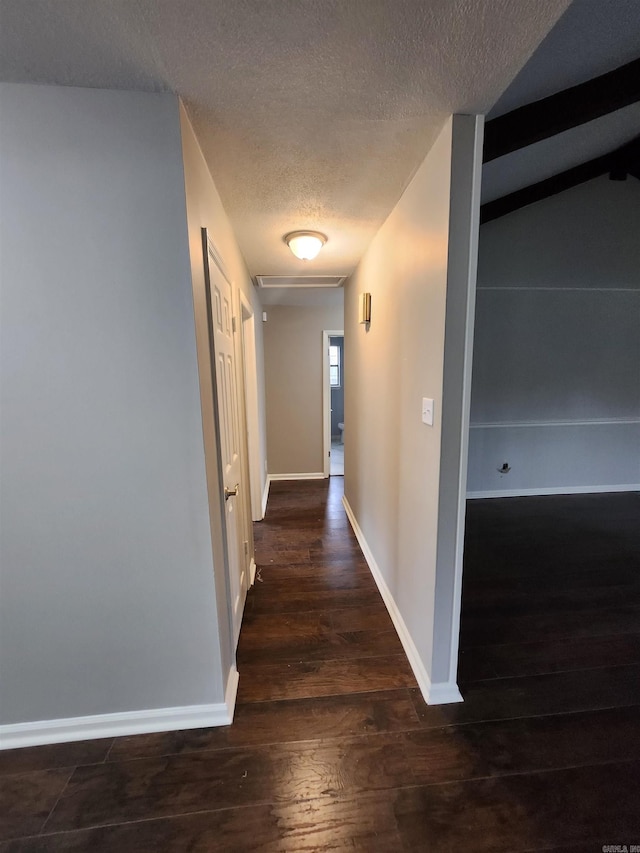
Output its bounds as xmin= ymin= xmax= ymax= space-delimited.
xmin=2 ymin=482 xmax=639 ymax=850
xmin=239 ymin=479 xmax=412 ymax=703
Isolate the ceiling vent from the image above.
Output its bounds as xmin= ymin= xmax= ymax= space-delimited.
xmin=255 ymin=275 xmax=346 ymax=288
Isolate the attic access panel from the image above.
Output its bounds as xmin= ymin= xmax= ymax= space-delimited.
xmin=255 ymin=275 xmax=346 ymax=288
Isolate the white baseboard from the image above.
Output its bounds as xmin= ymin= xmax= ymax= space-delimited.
xmin=467 ymin=483 xmax=640 ymax=499
xmin=342 ymin=496 xmax=462 ymax=707
xmin=427 ymin=682 xmax=464 ymax=704
xmin=225 ymin=664 xmax=240 ymax=724
xmin=269 ymin=472 xmax=326 ymax=481
xmin=0 ymin=666 xmax=240 ymax=750
xmin=249 ymin=558 xmax=257 ymax=587
xmin=261 ymin=476 xmax=270 ymax=518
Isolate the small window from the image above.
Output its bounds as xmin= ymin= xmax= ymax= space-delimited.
xmin=329 ymin=344 xmax=341 ymax=388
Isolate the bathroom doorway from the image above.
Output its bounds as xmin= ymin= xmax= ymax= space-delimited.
xmin=323 ymin=330 xmax=344 ymax=477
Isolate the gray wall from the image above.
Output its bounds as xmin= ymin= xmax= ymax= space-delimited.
xmin=469 ymin=176 xmax=640 ymax=495
xmin=263 ymin=294 xmax=343 ymax=476
xmin=0 ymin=84 xmax=224 ymax=725
xmin=330 ymin=336 xmax=345 ymax=438
xmin=345 ymin=116 xmax=483 ymax=697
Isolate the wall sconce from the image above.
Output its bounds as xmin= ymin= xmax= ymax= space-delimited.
xmin=359 ymin=292 xmax=371 ymax=324
xmin=285 ymin=231 xmax=327 ymax=260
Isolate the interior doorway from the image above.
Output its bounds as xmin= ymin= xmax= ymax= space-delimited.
xmin=202 ymin=231 xmax=248 ymax=648
xmin=323 ymin=330 xmax=344 ymax=477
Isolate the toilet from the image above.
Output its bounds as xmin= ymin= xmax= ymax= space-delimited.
xmin=338 ymin=422 xmax=344 ymax=443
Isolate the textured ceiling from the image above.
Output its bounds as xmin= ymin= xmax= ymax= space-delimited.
xmin=0 ymin=0 xmax=572 ymax=277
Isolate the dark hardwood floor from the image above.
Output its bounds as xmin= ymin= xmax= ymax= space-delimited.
xmin=1 ymin=481 xmax=639 ymax=851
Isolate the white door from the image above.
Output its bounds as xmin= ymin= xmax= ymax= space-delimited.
xmin=206 ymin=240 xmax=247 ymax=647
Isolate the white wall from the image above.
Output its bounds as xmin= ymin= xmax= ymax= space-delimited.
xmin=344 ymin=115 xmax=483 ymax=701
xmin=0 ymin=84 xmax=226 ymax=740
xmin=469 ymin=176 xmax=640 ymax=496
xmin=263 ymin=293 xmax=344 ymax=476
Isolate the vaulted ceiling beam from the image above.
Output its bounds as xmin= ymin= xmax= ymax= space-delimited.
xmin=484 ymin=58 xmax=640 ymax=163
xmin=481 ymin=135 xmax=640 ymax=224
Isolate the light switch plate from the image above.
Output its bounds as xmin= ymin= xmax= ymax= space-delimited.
xmin=422 ymin=397 xmax=434 ymax=426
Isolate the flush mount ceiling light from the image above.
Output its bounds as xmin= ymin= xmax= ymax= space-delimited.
xmin=285 ymin=231 xmax=327 ymax=261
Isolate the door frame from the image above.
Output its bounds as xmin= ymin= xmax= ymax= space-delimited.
xmin=322 ymin=329 xmax=344 ymax=478
xmin=239 ymin=291 xmax=263 ymax=523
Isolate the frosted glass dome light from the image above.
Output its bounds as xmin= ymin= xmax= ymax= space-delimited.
xmin=285 ymin=231 xmax=327 ymax=261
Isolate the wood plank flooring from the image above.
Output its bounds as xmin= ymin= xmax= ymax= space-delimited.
xmin=1 ymin=481 xmax=639 ymax=850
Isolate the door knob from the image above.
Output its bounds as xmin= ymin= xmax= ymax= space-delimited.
xmin=224 ymin=483 xmax=239 ymax=501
